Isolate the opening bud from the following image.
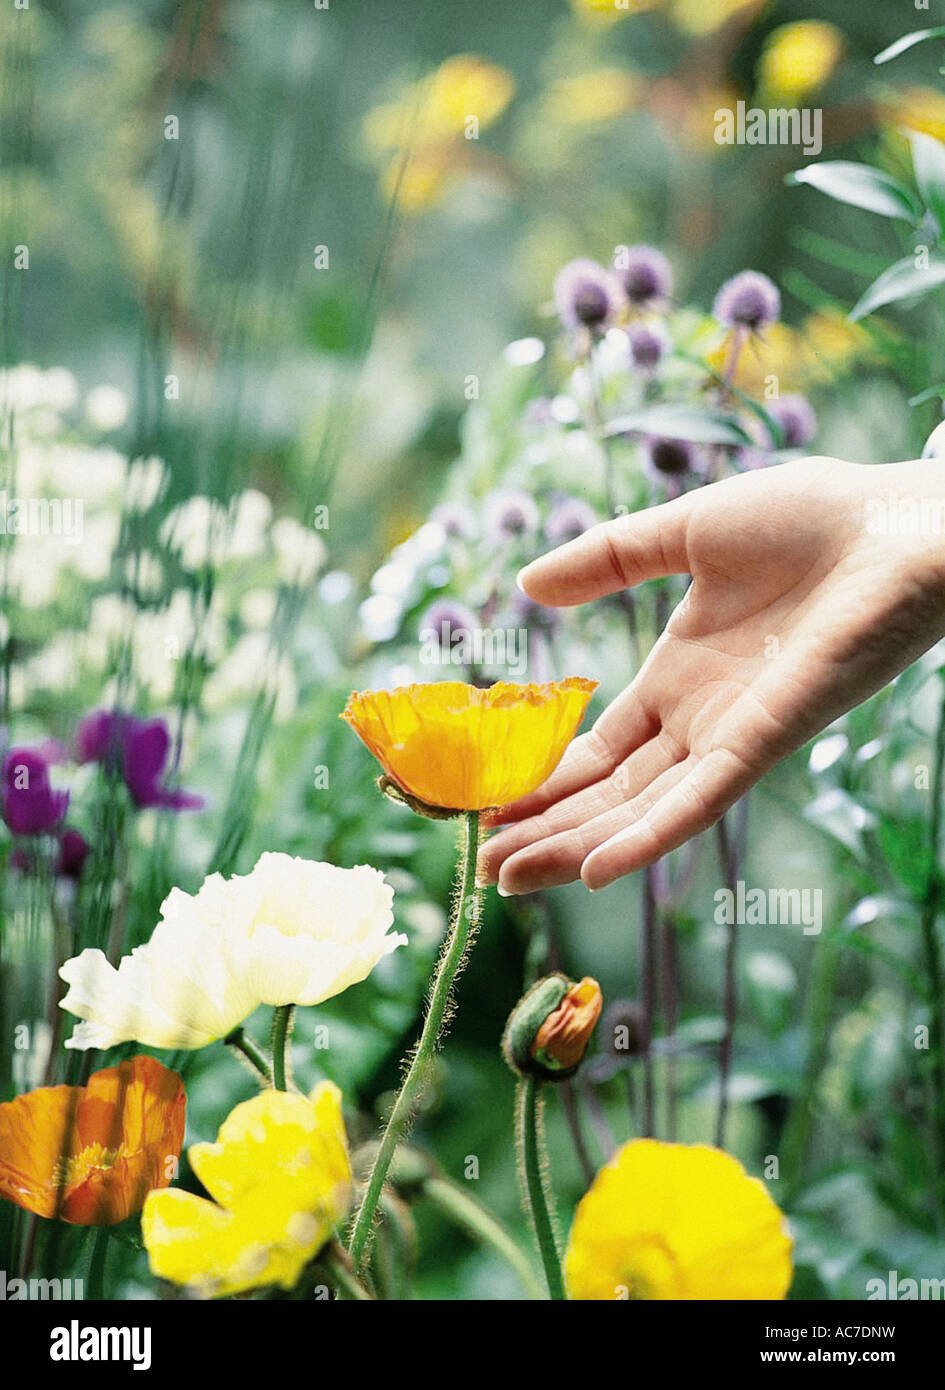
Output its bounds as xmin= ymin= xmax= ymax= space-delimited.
xmin=503 ymin=973 xmax=603 ymax=1082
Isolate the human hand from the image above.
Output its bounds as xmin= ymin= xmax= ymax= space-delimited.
xmin=479 ymin=455 xmax=945 ymax=893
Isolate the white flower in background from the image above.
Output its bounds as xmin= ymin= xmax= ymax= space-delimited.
xmin=160 ymin=495 xmax=229 ymax=570
xmin=240 ymin=587 xmax=278 ymax=630
xmin=202 ymin=633 xmax=298 ymax=720
xmin=0 ymin=364 xmax=77 ymax=413
xmin=86 ymin=384 xmax=129 ymax=432
xmin=126 ymin=455 xmax=166 ymax=512
xmin=70 ymin=513 xmax=120 ymax=582
xmin=59 ymin=853 xmax=405 ymax=1050
xmin=271 ymin=516 xmax=325 ymax=585
xmin=229 ymin=489 xmax=273 ymax=558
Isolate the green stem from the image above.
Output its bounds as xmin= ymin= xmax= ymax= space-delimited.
xmin=348 ymin=810 xmax=483 ymax=1272
xmin=224 ymin=1027 xmax=273 ymax=1086
xmin=919 ymin=691 xmax=945 ymax=1219
xmin=88 ymin=1228 xmax=109 ymax=1301
xmin=423 ymin=1175 xmax=543 ymax=1299
xmin=517 ymin=1076 xmax=566 ymax=1300
xmin=270 ymin=1005 xmax=295 ymax=1093
xmin=319 ymin=1243 xmax=374 ymax=1301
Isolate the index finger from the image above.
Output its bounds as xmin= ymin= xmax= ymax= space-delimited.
xmin=517 ymin=493 xmax=695 ymax=607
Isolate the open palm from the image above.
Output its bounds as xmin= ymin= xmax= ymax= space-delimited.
xmin=479 ymin=456 xmax=945 ymax=893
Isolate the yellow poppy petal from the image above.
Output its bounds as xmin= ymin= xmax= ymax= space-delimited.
xmin=341 ymin=678 xmax=597 ymax=810
xmin=565 ymin=1139 xmax=792 ymax=1300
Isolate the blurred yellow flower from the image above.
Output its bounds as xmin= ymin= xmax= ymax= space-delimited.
xmin=801 ymin=309 xmax=872 ymax=382
xmin=142 ymin=1083 xmax=351 ymax=1298
xmin=342 ymin=679 xmax=597 ymax=811
xmin=363 ymin=55 xmax=515 ymax=211
xmin=880 ymin=86 xmax=945 ymax=144
xmin=571 ymin=0 xmax=663 ymax=25
xmin=671 ymin=0 xmax=761 ymax=38
xmin=757 ymin=21 xmax=844 ymax=103
xmin=565 ymin=1139 xmax=792 ymax=1300
xmin=543 ymin=69 xmax=640 ymax=126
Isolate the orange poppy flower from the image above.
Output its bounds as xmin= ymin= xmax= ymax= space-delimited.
xmin=0 ymin=1055 xmax=186 ymax=1225
xmin=341 ymin=678 xmax=597 ymax=811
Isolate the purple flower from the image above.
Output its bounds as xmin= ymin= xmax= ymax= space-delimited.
xmin=12 ymin=826 xmax=90 ymax=879
xmin=545 ymin=496 xmax=598 ymax=545
xmin=616 ymin=246 xmax=673 ymax=307
xmin=56 ymin=828 xmax=90 ymax=880
xmin=508 ymin=589 xmax=559 ymax=637
xmin=418 ymin=598 xmax=479 ymax=654
xmin=713 ymin=271 xmax=780 ymax=332
xmin=77 ymin=709 xmax=204 ymax=812
xmin=1 ymin=746 xmax=69 ymax=836
xmin=644 ymin=436 xmax=697 ymax=479
xmin=484 ymin=489 xmax=540 ymax=542
xmin=430 ymin=501 xmax=476 ymax=541
xmin=554 ymin=259 xmax=624 ymax=334
xmin=628 ymin=322 xmax=669 ymax=371
xmin=768 ymin=394 xmax=816 ymax=449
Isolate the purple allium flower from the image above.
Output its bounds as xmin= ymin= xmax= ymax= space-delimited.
xmin=545 ymin=496 xmax=599 ymax=545
xmin=712 ymin=271 xmax=780 ymax=332
xmin=1 ymin=746 xmax=69 ymax=836
xmin=767 ymin=394 xmax=817 ymax=449
xmin=627 ymin=322 xmax=669 ymax=371
xmin=616 ymin=246 xmax=673 ymax=307
xmin=77 ymin=709 xmax=204 ymax=812
xmin=483 ymin=489 xmax=540 ymax=542
xmin=644 ymin=436 xmax=697 ymax=478
xmin=509 ymin=589 xmax=559 ymax=637
xmin=418 ymin=598 xmax=479 ymax=654
xmin=554 ymin=258 xmax=625 ymax=334
xmin=429 ymin=501 xmax=476 ymax=542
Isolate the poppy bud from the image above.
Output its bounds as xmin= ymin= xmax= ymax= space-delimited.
xmin=503 ymin=973 xmax=602 ymax=1082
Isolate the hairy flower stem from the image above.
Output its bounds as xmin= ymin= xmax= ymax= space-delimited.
xmin=318 ymin=1243 xmax=374 ymax=1301
xmin=348 ymin=810 xmax=483 ymax=1272
xmin=270 ymin=1005 xmax=295 ymax=1092
xmin=516 ymin=1075 xmax=566 ymax=1300
xmin=224 ymin=1027 xmax=273 ymax=1086
xmin=715 ymin=814 xmax=740 ymax=1149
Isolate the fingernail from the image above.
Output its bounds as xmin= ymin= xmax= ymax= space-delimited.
xmin=515 ymin=567 xmax=529 ymax=593
xmin=497 ymin=883 xmax=513 ymax=897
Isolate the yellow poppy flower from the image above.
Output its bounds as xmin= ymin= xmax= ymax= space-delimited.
xmin=565 ymin=1139 xmax=792 ymax=1300
xmin=142 ymin=1082 xmax=351 ymax=1298
xmin=341 ymin=678 xmax=597 ymax=812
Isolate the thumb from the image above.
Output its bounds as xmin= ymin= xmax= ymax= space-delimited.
xmin=518 ymin=493 xmax=695 ymax=606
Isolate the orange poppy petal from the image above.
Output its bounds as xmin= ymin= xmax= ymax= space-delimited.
xmin=0 ymin=1056 xmax=186 ymax=1225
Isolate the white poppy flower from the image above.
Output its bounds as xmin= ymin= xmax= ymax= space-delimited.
xmin=60 ymin=853 xmax=405 ymax=1051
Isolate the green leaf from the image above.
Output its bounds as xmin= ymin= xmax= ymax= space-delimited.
xmin=605 ymin=404 xmax=752 ymax=447
xmin=910 ymin=130 xmax=945 ymax=236
xmin=787 ymin=162 xmax=920 ymax=222
xmin=849 ymin=253 xmax=945 ymax=321
xmin=876 ymin=814 xmax=936 ymax=897
xmin=874 ymin=27 xmax=945 ymax=65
